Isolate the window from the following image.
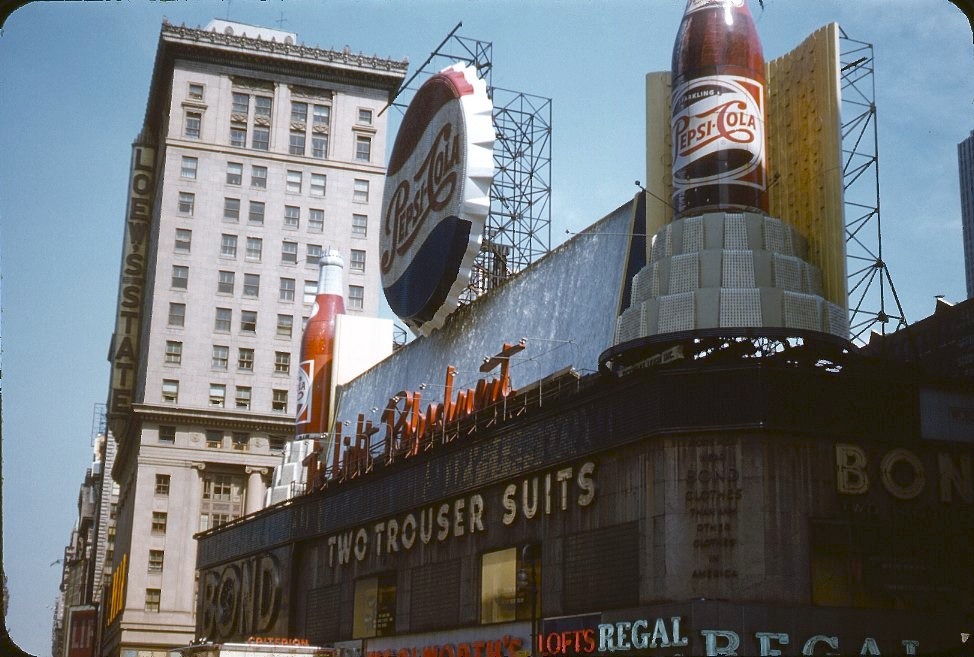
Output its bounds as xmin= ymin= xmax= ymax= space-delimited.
xmin=184 ymin=111 xmax=201 ymax=138
xmin=306 ymin=244 xmax=322 ymax=265
xmin=252 ymin=126 xmax=269 ymax=151
xmin=279 ymin=278 xmax=295 ymax=302
xmin=209 ymin=384 xmax=226 ymax=407
xmin=282 ymin=241 xmax=298 ymax=264
xmin=212 ymin=345 xmax=229 ymax=370
xmin=480 ymin=545 xmax=541 ymax=624
xmin=303 ymin=280 xmax=317 ymax=305
xmin=188 ymin=83 xmax=204 ymax=100
xmin=224 ymin=197 xmax=241 ymax=222
xmin=200 ymin=474 xmax=244 ymax=531
xmin=154 ymin=474 xmax=170 ymax=496
xmin=246 ymin=237 xmax=263 ymax=261
xmin=350 ymin=249 xmax=366 ymax=272
xmin=313 ymin=104 xmax=330 ymax=126
xmin=353 ymin=572 xmax=396 ymax=639
xmin=269 ymin=434 xmax=287 ymax=451
xmin=148 ymin=550 xmax=165 ymax=572
xmin=358 ymin=108 xmax=373 ymax=125
xmin=251 ymin=165 xmax=267 ymax=189
xmin=310 ymin=173 xmax=326 ymax=197
xmin=168 ymin=303 xmax=185 ymax=327
xmin=286 ymin=170 xmax=302 ymax=194
xmin=272 ymin=390 xmax=288 ymax=413
xmin=161 ymin=380 xmax=179 ymax=403
xmin=221 ymin=234 xmax=238 ymax=258
xmin=240 ymin=310 xmax=257 ymax=333
xmin=356 ymin=135 xmax=372 ymax=162
xmin=232 ymin=92 xmax=249 ymax=116
xmin=205 ymin=430 xmax=223 ymax=448
xmin=353 ymin=179 xmax=369 ymax=203
xmin=274 ymin=351 xmax=291 ymax=374
xmin=291 ymin=101 xmax=308 ymax=123
xmin=171 ymin=265 xmax=189 ymax=289
xmin=283 ymin=206 xmax=300 ymax=229
xmin=215 ymin=307 xmax=232 ymax=332
xmin=276 ymin=314 xmax=293 ymax=337
xmin=289 ymin=131 xmax=306 ymax=156
xmin=230 ymin=124 xmax=247 ymax=147
xmin=309 ymin=208 xmax=325 ymax=232
xmin=348 ymin=285 xmax=364 ymax=310
xmin=178 ymin=192 xmax=195 ymax=215
xmin=145 ymin=588 xmax=161 ymax=613
xmin=232 ymin=432 xmax=249 ymax=450
xmin=175 ymin=228 xmax=192 ymax=253
xmin=312 ymin=135 xmax=328 ymax=159
xmin=237 ymin=348 xmax=254 ymax=371
xmin=255 ymin=96 xmax=272 ymax=119
xmin=226 ymin=162 xmax=243 ymax=185
xmin=235 ymin=387 xmax=252 ymax=410
xmin=243 ymin=273 xmax=260 ymax=298
xmin=181 ymin=156 xmax=198 ymax=179
xmin=217 ymin=270 xmax=234 ymax=295
xmin=352 ymin=214 xmax=368 ymax=237
xmin=151 ymin=512 xmax=168 ymax=533
xmin=164 ymin=340 xmax=182 ymax=364
xmin=159 ymin=426 xmax=176 ymax=444
xmin=248 ymin=201 xmax=265 ymax=225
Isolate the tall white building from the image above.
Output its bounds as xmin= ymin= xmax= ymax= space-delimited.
xmin=101 ymin=19 xmax=406 ymax=655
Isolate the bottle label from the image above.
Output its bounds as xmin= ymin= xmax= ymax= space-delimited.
xmin=685 ymin=0 xmax=745 ymax=14
xmin=296 ymin=359 xmax=314 ymax=425
xmin=671 ymin=74 xmax=766 ymax=192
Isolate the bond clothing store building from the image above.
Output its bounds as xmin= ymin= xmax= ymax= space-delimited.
xmin=191 ymin=12 xmax=974 ymax=657
xmin=192 ymin=194 xmax=974 ymax=656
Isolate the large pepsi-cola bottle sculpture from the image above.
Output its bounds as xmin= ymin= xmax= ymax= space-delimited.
xmin=671 ymin=0 xmax=768 ymax=218
xmin=295 ymin=249 xmax=346 ymax=438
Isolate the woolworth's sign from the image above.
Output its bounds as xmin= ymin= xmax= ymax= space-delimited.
xmin=380 ymin=62 xmax=494 ymax=335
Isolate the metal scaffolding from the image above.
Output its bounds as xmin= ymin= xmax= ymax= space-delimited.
xmin=839 ymin=27 xmax=907 ymax=345
xmin=389 ymin=24 xmax=552 ymax=305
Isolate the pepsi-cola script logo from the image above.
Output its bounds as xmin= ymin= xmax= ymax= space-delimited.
xmin=671 ymin=75 xmax=764 ymax=185
xmin=381 ymin=122 xmax=462 ymax=276
xmin=675 ymin=99 xmax=757 ymax=156
xmin=295 ymin=360 xmax=313 ymax=425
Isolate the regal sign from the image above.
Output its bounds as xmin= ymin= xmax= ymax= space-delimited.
xmin=381 ymin=62 xmax=494 ymax=335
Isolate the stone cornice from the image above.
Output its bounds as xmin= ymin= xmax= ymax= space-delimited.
xmin=131 ymin=403 xmax=294 ymax=433
xmin=161 ymin=22 xmax=409 ymax=77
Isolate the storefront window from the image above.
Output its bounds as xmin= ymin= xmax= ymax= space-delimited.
xmin=480 ymin=545 xmax=540 ymax=624
xmin=353 ymin=572 xmax=396 ymax=638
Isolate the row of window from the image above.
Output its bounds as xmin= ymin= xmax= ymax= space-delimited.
xmin=172 ymin=265 xmax=365 ymax=301
xmin=173 ymin=238 xmax=364 ymax=272
xmin=156 ymin=426 xmax=287 ymax=451
xmin=160 ymin=378 xmax=288 ymax=412
xmin=179 ymin=161 xmax=359 ymax=202
xmin=165 ymin=341 xmax=291 ymax=374
xmin=166 ymin=294 xmax=363 ymax=333
xmin=184 ymin=86 xmax=374 ymax=162
xmin=176 ymin=199 xmax=369 ymax=237
xmin=173 ymin=230 xmax=367 ymax=268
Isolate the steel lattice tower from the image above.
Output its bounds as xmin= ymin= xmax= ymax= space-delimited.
xmin=839 ymin=27 xmax=907 ymax=344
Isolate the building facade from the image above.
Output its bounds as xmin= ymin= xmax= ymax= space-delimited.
xmin=192 ymin=196 xmax=974 ymax=656
xmin=101 ymin=20 xmax=406 ymax=656
xmin=958 ymin=130 xmax=974 ymax=299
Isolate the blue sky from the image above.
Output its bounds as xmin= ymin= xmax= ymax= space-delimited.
xmin=1 ymin=1 xmax=971 ymax=654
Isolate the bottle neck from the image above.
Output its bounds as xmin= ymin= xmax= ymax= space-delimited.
xmin=684 ymin=0 xmax=746 ymax=15
xmin=316 ymin=253 xmax=344 ymax=297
